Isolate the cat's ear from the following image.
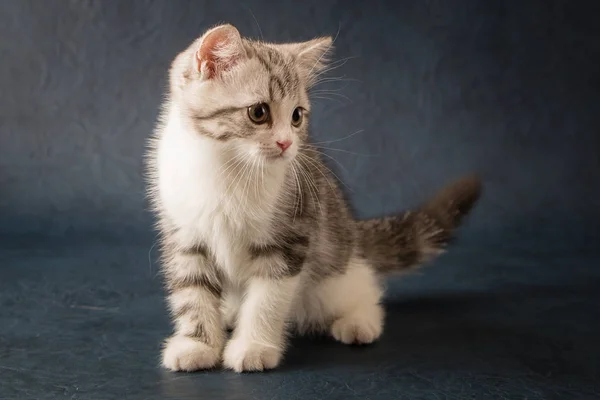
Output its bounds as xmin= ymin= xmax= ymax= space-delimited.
xmin=283 ymin=37 xmax=333 ymax=87
xmin=194 ymin=24 xmax=247 ymax=80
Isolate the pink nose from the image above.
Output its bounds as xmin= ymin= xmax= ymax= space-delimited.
xmin=276 ymin=140 xmax=292 ymax=152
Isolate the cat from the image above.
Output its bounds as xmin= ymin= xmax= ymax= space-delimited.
xmin=145 ymin=24 xmax=482 ymax=373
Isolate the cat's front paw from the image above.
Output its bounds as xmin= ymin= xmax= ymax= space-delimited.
xmin=222 ymin=337 xmax=282 ymax=372
xmin=162 ymin=335 xmax=221 ymax=372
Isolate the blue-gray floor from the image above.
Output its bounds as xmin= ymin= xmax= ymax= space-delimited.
xmin=2 ymin=0 xmax=600 ymax=398
xmin=2 ymin=239 xmax=598 ymax=399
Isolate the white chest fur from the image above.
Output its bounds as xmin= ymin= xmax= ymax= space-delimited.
xmin=156 ymin=107 xmax=285 ymax=279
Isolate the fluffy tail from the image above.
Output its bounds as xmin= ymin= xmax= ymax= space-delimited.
xmin=357 ymin=175 xmax=482 ymax=273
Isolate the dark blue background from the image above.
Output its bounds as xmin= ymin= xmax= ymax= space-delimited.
xmin=1 ymin=1 xmax=599 ymax=399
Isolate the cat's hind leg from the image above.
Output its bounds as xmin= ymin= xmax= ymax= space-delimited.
xmin=302 ymin=256 xmax=385 ymax=345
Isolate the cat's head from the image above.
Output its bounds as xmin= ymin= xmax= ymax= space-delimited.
xmin=169 ymin=24 xmax=332 ymax=165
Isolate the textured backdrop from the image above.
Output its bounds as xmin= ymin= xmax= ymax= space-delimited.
xmin=2 ymin=0 xmax=599 ymax=249
xmin=1 ymin=1 xmax=599 ymax=399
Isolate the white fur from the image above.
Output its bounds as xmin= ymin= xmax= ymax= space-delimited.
xmin=157 ymin=104 xmax=285 ymax=282
xmin=293 ymin=254 xmax=384 ymax=342
xmin=157 ymin=101 xmax=384 ymax=372
xmin=221 ymin=281 xmax=243 ymax=330
xmin=223 ymin=275 xmax=300 ymax=371
xmin=162 ymin=335 xmax=221 ymax=371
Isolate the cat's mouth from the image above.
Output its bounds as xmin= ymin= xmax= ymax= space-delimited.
xmin=264 ymin=152 xmax=288 ymax=161
xmin=259 ymin=148 xmax=292 ymax=162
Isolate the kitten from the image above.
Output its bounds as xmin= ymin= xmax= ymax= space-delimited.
xmin=145 ymin=24 xmax=482 ymax=373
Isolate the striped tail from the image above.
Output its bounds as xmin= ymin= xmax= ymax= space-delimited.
xmin=357 ymin=175 xmax=482 ymax=273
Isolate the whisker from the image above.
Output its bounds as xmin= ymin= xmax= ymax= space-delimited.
xmin=311 ymin=75 xmax=359 ymax=87
xmin=248 ymin=158 xmax=262 ymax=218
xmin=298 ymin=151 xmax=353 ymax=194
xmin=216 ymin=153 xmax=246 ymax=180
xmin=253 ymin=157 xmax=261 ymax=199
xmin=312 ymin=76 xmax=349 ymax=85
xmin=236 ymin=159 xmax=264 ymax=233
xmin=260 ymin=157 xmax=265 ymax=192
xmin=310 ymin=91 xmax=352 ymax=102
xmin=300 ymin=146 xmax=349 ymax=175
xmin=223 ymin=156 xmax=252 ymax=211
xmin=290 ymin=161 xmax=302 ymax=221
xmin=297 ymin=153 xmax=339 ymax=195
xmin=237 ymin=157 xmax=257 ymax=218
xmin=311 ymin=86 xmax=349 ymax=94
xmin=310 ymin=129 xmax=365 ymax=146
xmin=296 ymin=162 xmax=304 ymax=218
xmin=303 ymin=145 xmax=379 ymax=158
xmin=318 ymin=54 xmax=358 ymax=68
xmin=310 ymin=95 xmax=346 ymax=105
xmin=311 ymin=56 xmax=360 ymax=84
xmin=296 ymin=157 xmax=323 ymax=217
xmin=218 ymin=159 xmax=247 ymax=206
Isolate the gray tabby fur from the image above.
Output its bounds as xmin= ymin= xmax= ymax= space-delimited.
xmin=145 ymin=24 xmax=481 ymax=373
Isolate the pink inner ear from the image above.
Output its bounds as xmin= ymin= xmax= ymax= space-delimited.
xmin=195 ymin=26 xmax=243 ymax=79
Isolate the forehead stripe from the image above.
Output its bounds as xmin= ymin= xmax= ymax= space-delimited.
xmin=269 ymin=75 xmax=286 ymax=100
xmin=254 ymin=47 xmax=299 ymax=101
xmin=255 ymin=51 xmax=272 ymax=74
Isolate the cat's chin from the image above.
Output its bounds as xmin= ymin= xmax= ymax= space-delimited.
xmin=258 ymin=151 xmax=295 ymax=164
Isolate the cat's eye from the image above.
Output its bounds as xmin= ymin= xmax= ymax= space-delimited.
xmin=291 ymin=107 xmax=304 ymax=127
xmin=248 ymin=103 xmax=270 ymax=124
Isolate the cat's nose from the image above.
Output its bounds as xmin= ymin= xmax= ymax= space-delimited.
xmin=276 ymin=140 xmax=292 ymax=152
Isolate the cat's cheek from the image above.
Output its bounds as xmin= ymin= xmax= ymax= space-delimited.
xmin=228 ymin=139 xmax=259 ymax=160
